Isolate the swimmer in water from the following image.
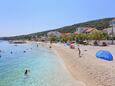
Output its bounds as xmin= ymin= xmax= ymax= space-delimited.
xmin=11 ymin=51 xmax=13 ymax=54
xmin=25 ymin=69 xmax=28 ymax=75
xmin=24 ymin=69 xmax=30 ymax=75
xmin=37 ymin=44 xmax=38 ymax=47
xmin=24 ymin=51 xmax=26 ymax=53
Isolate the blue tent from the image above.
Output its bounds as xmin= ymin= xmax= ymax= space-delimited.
xmin=96 ymin=50 xmax=113 ymax=61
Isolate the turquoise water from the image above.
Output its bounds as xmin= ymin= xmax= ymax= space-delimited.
xmin=0 ymin=41 xmax=82 ymax=86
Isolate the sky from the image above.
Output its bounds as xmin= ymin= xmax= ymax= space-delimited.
xmin=0 ymin=0 xmax=115 ymax=37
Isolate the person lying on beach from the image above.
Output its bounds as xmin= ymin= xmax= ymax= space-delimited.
xmin=70 ymin=45 xmax=75 ymax=49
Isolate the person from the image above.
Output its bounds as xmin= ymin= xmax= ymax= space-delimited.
xmin=11 ymin=51 xmax=13 ymax=54
xmin=25 ymin=69 xmax=28 ymax=75
xmin=77 ymin=44 xmax=81 ymax=57
xmin=24 ymin=51 xmax=26 ymax=53
xmin=102 ymin=42 xmax=107 ymax=46
xmin=37 ymin=44 xmax=38 ymax=47
xmin=94 ymin=41 xmax=98 ymax=46
xmin=70 ymin=44 xmax=75 ymax=49
xmin=49 ymin=46 xmax=52 ymax=48
xmin=24 ymin=69 xmax=30 ymax=75
xmin=14 ymin=45 xmax=17 ymax=46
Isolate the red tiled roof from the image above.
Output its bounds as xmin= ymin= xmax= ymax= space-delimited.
xmin=85 ymin=28 xmax=95 ymax=33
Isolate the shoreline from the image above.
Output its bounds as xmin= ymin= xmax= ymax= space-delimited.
xmin=52 ymin=44 xmax=86 ymax=86
xmin=52 ymin=45 xmax=86 ymax=86
xmin=52 ymin=43 xmax=115 ymax=86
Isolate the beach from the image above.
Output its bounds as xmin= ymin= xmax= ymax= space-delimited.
xmin=0 ymin=41 xmax=86 ymax=86
xmin=52 ymin=43 xmax=115 ymax=86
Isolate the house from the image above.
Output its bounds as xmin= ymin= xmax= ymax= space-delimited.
xmin=103 ymin=28 xmax=115 ymax=36
xmin=103 ymin=19 xmax=115 ymax=36
xmin=75 ymin=27 xmax=96 ymax=34
xmin=75 ymin=27 xmax=87 ymax=34
xmin=110 ymin=18 xmax=115 ymax=26
xmin=85 ymin=28 xmax=95 ymax=34
xmin=61 ymin=33 xmax=71 ymax=36
xmin=40 ymin=36 xmax=48 ymax=41
xmin=47 ymin=31 xmax=61 ymax=38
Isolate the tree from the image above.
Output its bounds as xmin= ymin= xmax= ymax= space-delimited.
xmin=60 ymin=36 xmax=68 ymax=42
xmin=77 ymin=34 xmax=87 ymax=40
xmin=47 ymin=31 xmax=61 ymax=43
xmin=69 ymin=34 xmax=76 ymax=41
xmin=89 ymin=30 xmax=108 ymax=40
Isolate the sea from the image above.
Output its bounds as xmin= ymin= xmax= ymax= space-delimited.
xmin=0 ymin=41 xmax=83 ymax=86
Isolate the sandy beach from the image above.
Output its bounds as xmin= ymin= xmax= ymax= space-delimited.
xmin=52 ymin=43 xmax=115 ymax=86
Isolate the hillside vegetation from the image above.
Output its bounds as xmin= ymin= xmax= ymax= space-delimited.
xmin=1 ymin=17 xmax=114 ymax=40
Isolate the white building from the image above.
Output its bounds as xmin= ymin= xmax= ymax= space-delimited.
xmin=104 ymin=19 xmax=115 ymax=36
xmin=76 ymin=27 xmax=95 ymax=34
xmin=47 ymin=31 xmax=61 ymax=38
xmin=75 ymin=27 xmax=87 ymax=34
xmin=103 ymin=28 xmax=115 ymax=36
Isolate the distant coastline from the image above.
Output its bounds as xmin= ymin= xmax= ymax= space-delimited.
xmin=0 ymin=17 xmax=114 ymax=41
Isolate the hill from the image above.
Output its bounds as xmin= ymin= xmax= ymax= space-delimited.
xmin=1 ymin=17 xmax=114 ymax=40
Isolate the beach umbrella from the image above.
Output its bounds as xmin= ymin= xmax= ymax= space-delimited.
xmin=96 ymin=50 xmax=113 ymax=61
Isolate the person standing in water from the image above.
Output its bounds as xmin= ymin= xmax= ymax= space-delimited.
xmin=10 ymin=51 xmax=13 ymax=54
xmin=24 ymin=69 xmax=30 ymax=76
xmin=37 ymin=44 xmax=38 ymax=47
xmin=24 ymin=51 xmax=26 ymax=53
xmin=25 ymin=69 xmax=28 ymax=75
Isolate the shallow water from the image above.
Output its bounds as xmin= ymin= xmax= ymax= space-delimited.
xmin=0 ymin=41 xmax=83 ymax=86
